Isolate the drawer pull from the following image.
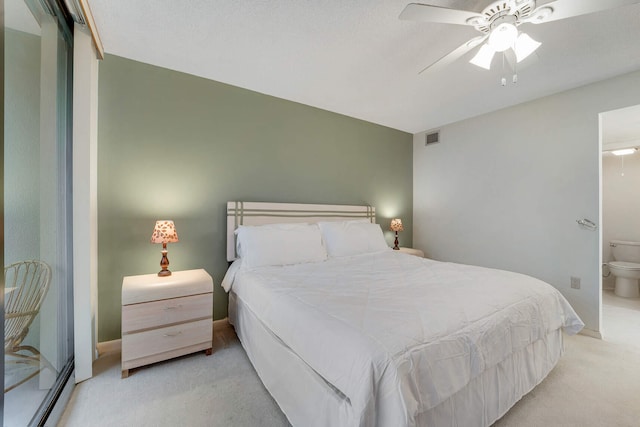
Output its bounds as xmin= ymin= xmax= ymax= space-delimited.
xmin=163 ymin=304 xmax=183 ymax=310
xmin=163 ymin=331 xmax=183 ymax=337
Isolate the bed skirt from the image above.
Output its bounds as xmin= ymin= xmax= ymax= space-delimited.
xmin=229 ymin=291 xmax=564 ymax=427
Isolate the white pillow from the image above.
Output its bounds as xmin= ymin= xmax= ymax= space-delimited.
xmin=318 ymin=221 xmax=390 ymax=257
xmin=235 ymin=223 xmax=327 ymax=269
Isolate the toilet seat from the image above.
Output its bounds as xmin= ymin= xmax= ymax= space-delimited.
xmin=609 ymin=261 xmax=640 ymax=270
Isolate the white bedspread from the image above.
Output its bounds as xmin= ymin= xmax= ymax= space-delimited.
xmin=223 ymin=250 xmax=584 ymax=426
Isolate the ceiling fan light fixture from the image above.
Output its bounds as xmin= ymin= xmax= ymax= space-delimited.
xmin=488 ymin=22 xmax=518 ymax=52
xmin=469 ymin=44 xmax=496 ymax=70
xmin=514 ymin=33 xmax=541 ymax=62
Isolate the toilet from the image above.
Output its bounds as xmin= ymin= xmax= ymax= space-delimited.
xmin=608 ymin=240 xmax=640 ymax=298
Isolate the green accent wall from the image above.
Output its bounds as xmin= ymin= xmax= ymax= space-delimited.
xmin=98 ymin=54 xmax=413 ymax=341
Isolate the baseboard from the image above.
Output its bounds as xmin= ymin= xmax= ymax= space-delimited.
xmin=579 ymin=328 xmax=603 ymax=339
xmin=213 ymin=317 xmax=229 ymax=327
xmin=96 ymin=339 xmax=122 ymax=356
xmin=96 ymin=318 xmax=229 ymax=356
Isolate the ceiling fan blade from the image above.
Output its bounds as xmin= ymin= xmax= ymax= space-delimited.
xmin=526 ymin=0 xmax=640 ymax=24
xmin=399 ymin=3 xmax=483 ymax=26
xmin=419 ymin=35 xmax=487 ymax=74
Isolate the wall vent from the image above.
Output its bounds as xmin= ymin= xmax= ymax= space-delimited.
xmin=425 ymin=131 xmax=440 ymax=146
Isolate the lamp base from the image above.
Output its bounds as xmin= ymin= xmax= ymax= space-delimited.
xmin=158 ymin=247 xmax=171 ymax=277
xmin=157 ymin=268 xmax=172 ymax=277
xmin=393 ymin=233 xmax=400 ymax=250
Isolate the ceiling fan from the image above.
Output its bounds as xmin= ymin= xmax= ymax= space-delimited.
xmin=400 ymin=0 xmax=639 ymax=76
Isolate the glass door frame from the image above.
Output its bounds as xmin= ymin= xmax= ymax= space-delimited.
xmin=3 ymin=0 xmax=76 ymax=424
xmin=1 ymin=0 xmax=6 ymax=419
xmin=29 ymin=0 xmax=76 ymax=424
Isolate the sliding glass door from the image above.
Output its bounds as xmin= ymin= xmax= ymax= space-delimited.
xmin=4 ymin=0 xmax=74 ymax=425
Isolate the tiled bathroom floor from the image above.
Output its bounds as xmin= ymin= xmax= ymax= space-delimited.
xmin=602 ymin=289 xmax=640 ymax=351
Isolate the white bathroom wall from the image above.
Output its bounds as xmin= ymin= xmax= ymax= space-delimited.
xmin=602 ymin=150 xmax=640 ymax=289
xmin=413 ymin=70 xmax=640 ymax=334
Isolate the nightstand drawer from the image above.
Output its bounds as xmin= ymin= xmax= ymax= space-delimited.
xmin=122 ymin=293 xmax=212 ymax=333
xmin=399 ymin=247 xmax=425 ymax=257
xmin=122 ymin=318 xmax=212 ymax=362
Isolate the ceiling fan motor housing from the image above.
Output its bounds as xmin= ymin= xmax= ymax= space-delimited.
xmin=467 ymin=0 xmax=537 ymax=33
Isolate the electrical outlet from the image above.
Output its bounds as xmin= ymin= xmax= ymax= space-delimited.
xmin=570 ymin=276 xmax=581 ymax=289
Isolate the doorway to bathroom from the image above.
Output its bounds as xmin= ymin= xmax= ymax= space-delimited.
xmin=600 ymin=105 xmax=640 ymax=352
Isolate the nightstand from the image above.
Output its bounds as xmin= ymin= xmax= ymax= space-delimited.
xmin=398 ymin=247 xmax=425 ymax=257
xmin=121 ymin=269 xmax=213 ymax=378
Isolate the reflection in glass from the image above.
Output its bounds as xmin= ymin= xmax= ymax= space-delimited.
xmin=4 ymin=0 xmax=74 ymax=425
xmin=4 ymin=261 xmax=52 ymax=392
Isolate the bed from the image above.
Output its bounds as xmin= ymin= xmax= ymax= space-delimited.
xmin=222 ymin=202 xmax=584 ymax=427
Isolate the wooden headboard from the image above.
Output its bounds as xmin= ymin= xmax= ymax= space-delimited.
xmin=226 ymin=201 xmax=376 ymax=261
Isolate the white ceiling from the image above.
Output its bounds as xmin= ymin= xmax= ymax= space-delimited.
xmin=88 ymin=0 xmax=640 ymax=134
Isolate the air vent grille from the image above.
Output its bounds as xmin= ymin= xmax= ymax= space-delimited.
xmin=425 ymin=131 xmax=440 ymax=146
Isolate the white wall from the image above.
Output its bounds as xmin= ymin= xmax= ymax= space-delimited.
xmin=602 ymin=151 xmax=640 ymax=289
xmin=413 ymin=70 xmax=640 ymax=334
xmin=73 ymin=24 xmax=100 ymax=383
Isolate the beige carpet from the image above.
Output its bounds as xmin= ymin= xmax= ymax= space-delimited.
xmin=59 ymin=295 xmax=640 ymax=427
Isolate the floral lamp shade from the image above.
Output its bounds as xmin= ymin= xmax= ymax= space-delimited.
xmin=390 ymin=218 xmax=404 ymax=232
xmin=151 ymin=220 xmax=179 ymax=276
xmin=151 ymin=220 xmax=179 ymax=244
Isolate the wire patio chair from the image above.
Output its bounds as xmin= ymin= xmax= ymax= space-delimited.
xmin=4 ymin=260 xmax=54 ymax=393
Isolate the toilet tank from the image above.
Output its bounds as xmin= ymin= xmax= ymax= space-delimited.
xmin=610 ymin=240 xmax=640 ymax=262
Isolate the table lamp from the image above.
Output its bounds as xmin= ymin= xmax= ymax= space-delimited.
xmin=390 ymin=218 xmax=403 ymax=250
xmin=151 ymin=220 xmax=179 ymax=276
